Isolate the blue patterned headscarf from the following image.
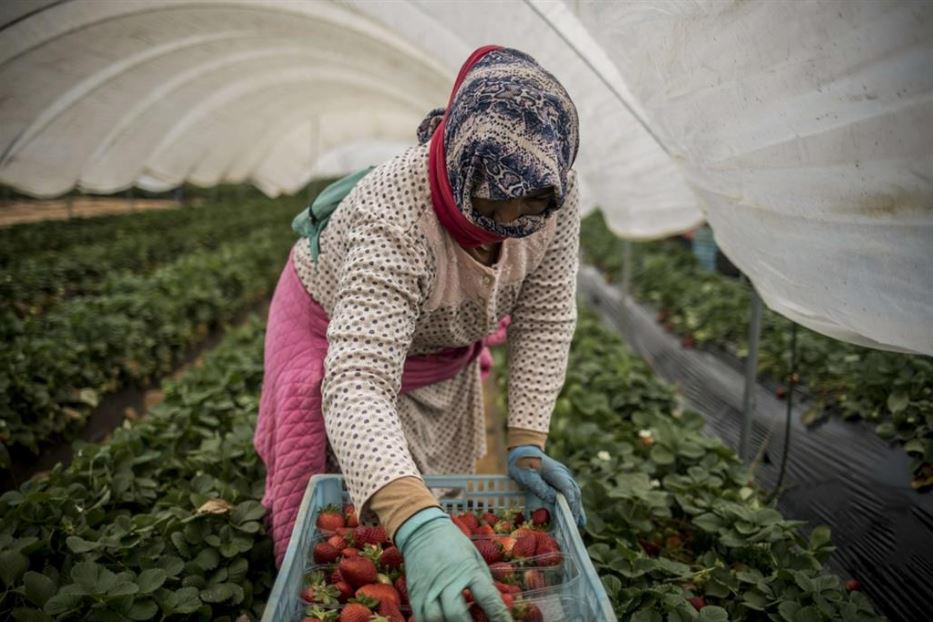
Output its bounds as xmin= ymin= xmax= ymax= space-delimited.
xmin=417 ymin=48 xmax=579 ymax=238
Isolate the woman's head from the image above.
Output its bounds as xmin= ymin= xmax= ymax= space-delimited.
xmin=418 ymin=48 xmax=579 ymax=238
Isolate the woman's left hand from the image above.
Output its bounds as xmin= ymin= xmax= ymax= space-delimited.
xmin=507 ymin=445 xmax=586 ymax=527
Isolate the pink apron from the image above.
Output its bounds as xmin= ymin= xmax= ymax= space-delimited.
xmin=253 ymin=252 xmax=508 ymax=564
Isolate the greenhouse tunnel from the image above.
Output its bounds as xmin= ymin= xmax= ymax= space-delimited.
xmin=1 ymin=1 xmax=932 ymax=620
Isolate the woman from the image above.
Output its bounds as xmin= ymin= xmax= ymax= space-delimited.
xmin=254 ymin=45 xmax=584 ymax=622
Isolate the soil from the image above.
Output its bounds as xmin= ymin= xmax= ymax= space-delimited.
xmin=0 ymin=197 xmax=194 ymax=228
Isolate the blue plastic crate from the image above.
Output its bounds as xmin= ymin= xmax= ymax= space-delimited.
xmin=263 ymin=474 xmax=616 ymax=621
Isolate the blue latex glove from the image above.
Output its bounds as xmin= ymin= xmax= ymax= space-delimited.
xmin=395 ymin=508 xmax=512 ymax=622
xmin=508 ymin=445 xmax=586 ymax=527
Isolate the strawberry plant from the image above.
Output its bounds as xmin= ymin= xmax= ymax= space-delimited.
xmin=0 ymin=317 xmax=275 ymax=621
xmin=580 ymin=210 xmax=933 ymax=489
xmin=0 ymin=221 xmax=296 ymax=465
xmin=496 ymin=310 xmax=882 ymax=620
xmin=0 ymin=197 xmax=303 ymax=319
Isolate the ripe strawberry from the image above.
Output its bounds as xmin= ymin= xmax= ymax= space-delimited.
xmin=489 ymin=562 xmax=514 ymax=581
xmin=493 ymin=581 xmax=511 ymax=594
xmin=329 ymin=534 xmax=350 ymax=551
xmin=511 ymin=534 xmax=537 ymax=559
xmin=340 ymin=603 xmax=373 ymax=622
xmin=775 ymin=385 xmax=788 ymax=399
xmin=380 ymin=546 xmax=403 ymax=571
xmin=680 ymin=335 xmax=695 ymax=349
xmin=334 ymin=580 xmax=354 ymax=602
xmin=330 ymin=568 xmax=344 ymax=584
xmin=688 ymin=596 xmax=706 ymax=610
xmin=317 ymin=505 xmax=346 ymax=532
xmin=531 ymin=508 xmax=550 ymax=527
xmin=497 ymin=507 xmax=524 ymax=529
xmin=356 ymin=583 xmax=401 ymax=608
xmin=639 ymin=539 xmax=660 ymax=556
xmin=523 ymin=569 xmax=547 ymax=590
xmin=522 ymin=603 xmax=544 ymax=622
xmin=494 ymin=536 xmax=516 ymax=555
xmin=452 ymin=516 xmax=474 ymax=536
xmin=378 ymin=599 xmax=405 ymax=622
xmin=457 ymin=512 xmax=480 ymax=531
xmin=394 ymin=576 xmax=408 ymax=605
xmin=342 ymin=547 xmax=360 ymax=558
xmin=846 ymin=579 xmax=861 ymax=591
xmin=474 ymin=524 xmax=496 ymax=539
xmin=313 ymin=542 xmax=341 ymax=564
xmin=499 ymin=591 xmax=514 ymax=609
xmin=535 ymin=539 xmax=562 ymax=566
xmin=300 ymin=586 xmax=317 ymax=602
xmin=463 ymin=588 xmax=474 ymax=603
xmin=493 ymin=520 xmax=513 ymax=534
xmin=474 ymin=539 xmax=503 ymax=564
xmin=336 ymin=527 xmax=355 ymax=539
xmin=344 ymin=504 xmax=359 ymax=528
xmin=510 ymin=527 xmax=536 ymax=540
xmin=339 ymin=556 xmax=378 ymax=588
xmin=355 ymin=526 xmax=388 ymax=546
xmin=482 ymin=511 xmax=499 ymax=525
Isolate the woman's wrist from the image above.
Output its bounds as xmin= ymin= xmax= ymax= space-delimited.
xmin=367 ymin=476 xmax=441 ymax=541
xmin=507 ymin=427 xmax=548 ymax=451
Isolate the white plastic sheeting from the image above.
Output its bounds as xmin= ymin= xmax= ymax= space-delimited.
xmin=0 ymin=0 xmax=930 ymax=354
xmin=565 ymin=0 xmax=933 ymax=355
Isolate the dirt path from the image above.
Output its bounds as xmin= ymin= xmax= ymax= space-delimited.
xmin=0 ymin=196 xmax=187 ymax=228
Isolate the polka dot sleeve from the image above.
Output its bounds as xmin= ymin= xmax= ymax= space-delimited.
xmin=321 ymin=219 xmax=432 ymax=514
xmin=506 ymin=175 xmax=580 ymax=435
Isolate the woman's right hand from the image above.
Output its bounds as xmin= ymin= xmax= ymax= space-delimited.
xmin=395 ymin=508 xmax=513 ymax=622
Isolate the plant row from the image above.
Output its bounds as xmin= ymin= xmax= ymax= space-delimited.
xmin=0 ymin=198 xmax=302 ymax=319
xmin=497 ymin=311 xmax=882 ymax=620
xmin=0 ymin=316 xmax=275 ymax=622
xmin=0 ymin=224 xmax=295 ymax=464
xmin=579 ymin=210 xmax=933 ymax=490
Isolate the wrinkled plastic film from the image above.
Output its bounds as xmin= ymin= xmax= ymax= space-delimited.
xmin=579 ymin=266 xmax=933 ymax=622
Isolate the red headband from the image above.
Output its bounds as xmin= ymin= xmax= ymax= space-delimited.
xmin=427 ymin=45 xmax=506 ymax=249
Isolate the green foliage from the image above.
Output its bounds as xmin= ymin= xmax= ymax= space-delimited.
xmin=580 ymin=209 xmax=933 ymax=489
xmin=0 ymin=318 xmax=273 ymax=621
xmin=0 ymin=202 xmax=300 ymax=459
xmin=0 ymin=198 xmax=301 ymax=318
xmin=501 ymin=311 xmax=882 ymax=620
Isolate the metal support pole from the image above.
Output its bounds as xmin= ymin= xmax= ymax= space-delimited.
xmin=739 ymin=287 xmax=763 ymax=463
xmin=127 ymin=188 xmax=134 ymax=212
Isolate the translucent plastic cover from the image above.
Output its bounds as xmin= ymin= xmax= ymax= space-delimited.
xmin=0 ymin=1 xmax=930 ymax=352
